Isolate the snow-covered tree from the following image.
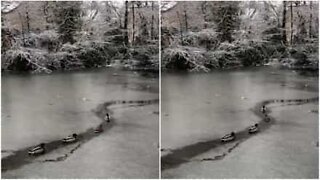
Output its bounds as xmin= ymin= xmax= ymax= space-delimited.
xmin=53 ymin=1 xmax=82 ymax=44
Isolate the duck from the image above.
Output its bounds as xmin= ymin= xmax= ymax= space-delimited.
xmin=104 ymin=113 xmax=110 ymax=122
xmin=28 ymin=143 xmax=45 ymax=155
xmin=221 ymin=132 xmax=236 ymax=142
xmin=248 ymin=123 xmax=259 ymax=134
xmin=94 ymin=124 xmax=104 ymax=133
xmin=264 ymin=114 xmax=271 ymax=122
xmin=62 ymin=133 xmax=78 ymax=143
xmin=261 ymin=105 xmax=267 ymax=113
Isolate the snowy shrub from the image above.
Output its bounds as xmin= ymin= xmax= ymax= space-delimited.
xmin=123 ymin=45 xmax=159 ymax=68
xmin=235 ymin=45 xmax=264 ymax=67
xmin=23 ymin=33 xmax=38 ymax=48
xmin=37 ymin=30 xmax=59 ymax=43
xmin=162 ymin=46 xmax=209 ymax=72
xmin=182 ymin=32 xmax=199 ymax=46
xmin=37 ymin=30 xmax=60 ymax=51
xmin=2 ymin=49 xmax=32 ymax=71
xmin=179 ymin=29 xmax=219 ymax=49
xmin=196 ymin=29 xmax=219 ymax=48
xmin=295 ymin=41 xmax=319 ymax=55
xmin=204 ymin=50 xmax=239 ymax=68
xmin=262 ymin=27 xmax=283 ymax=43
xmin=67 ymin=41 xmax=110 ymax=68
xmin=60 ymin=43 xmax=79 ymax=52
xmin=2 ymin=48 xmax=52 ymax=73
xmin=216 ymin=42 xmax=237 ymax=51
xmin=46 ymin=51 xmax=82 ymax=70
xmin=202 ymin=51 xmax=220 ymax=68
xmin=78 ymin=48 xmax=106 ymax=68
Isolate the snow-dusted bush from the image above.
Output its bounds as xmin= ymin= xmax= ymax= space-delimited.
xmin=283 ymin=43 xmax=318 ymax=68
xmin=2 ymin=48 xmax=52 ymax=73
xmin=162 ymin=46 xmax=209 ymax=72
xmin=236 ymin=44 xmax=264 ymax=66
xmin=60 ymin=43 xmax=80 ymax=52
xmin=204 ymin=50 xmax=239 ymax=69
xmin=196 ymin=29 xmax=219 ymax=48
xmin=206 ymin=40 xmax=268 ymax=68
xmin=36 ymin=30 xmax=60 ymax=51
xmin=181 ymin=32 xmax=199 ymax=46
xmin=78 ymin=48 xmax=107 ymax=68
xmin=2 ymin=49 xmax=30 ymax=71
xmin=177 ymin=29 xmax=219 ymax=49
xmin=122 ymin=45 xmax=159 ymax=69
xmin=216 ymin=42 xmax=237 ymax=51
xmin=38 ymin=30 xmax=59 ymax=42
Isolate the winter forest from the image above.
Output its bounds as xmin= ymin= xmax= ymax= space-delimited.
xmin=1 ymin=1 xmax=319 ymax=73
xmin=1 ymin=1 xmax=159 ymax=73
xmin=162 ymin=1 xmax=319 ymax=72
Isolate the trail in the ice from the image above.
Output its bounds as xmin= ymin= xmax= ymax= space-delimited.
xmin=2 ymin=99 xmax=159 ymax=172
xmin=35 ymin=143 xmax=83 ymax=163
xmin=161 ymin=97 xmax=318 ymax=170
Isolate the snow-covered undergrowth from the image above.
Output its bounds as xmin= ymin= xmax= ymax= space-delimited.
xmin=162 ymin=29 xmax=319 ymax=72
xmin=2 ymin=30 xmax=159 ymax=73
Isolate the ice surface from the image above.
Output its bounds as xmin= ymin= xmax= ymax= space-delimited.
xmin=2 ymin=69 xmax=159 ymax=178
xmin=161 ymin=67 xmax=318 ymax=178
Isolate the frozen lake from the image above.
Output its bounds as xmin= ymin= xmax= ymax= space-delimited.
xmin=161 ymin=67 xmax=318 ymax=178
xmin=2 ymin=68 xmax=159 ymax=178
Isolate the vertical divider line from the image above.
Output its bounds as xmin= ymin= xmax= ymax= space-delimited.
xmin=158 ymin=0 xmax=162 ymax=178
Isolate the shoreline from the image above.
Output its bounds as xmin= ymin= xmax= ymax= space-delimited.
xmin=161 ymin=96 xmax=318 ymax=171
xmin=1 ymin=66 xmax=159 ymax=76
xmin=161 ymin=65 xmax=319 ymax=74
xmin=1 ymin=99 xmax=159 ymax=173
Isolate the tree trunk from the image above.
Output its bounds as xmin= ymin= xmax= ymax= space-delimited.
xmin=309 ymin=1 xmax=313 ymax=38
xmin=176 ymin=11 xmax=183 ymax=45
xmin=131 ymin=2 xmax=135 ymax=45
xmin=201 ymin=2 xmax=207 ymax=28
xmin=290 ymin=2 xmax=293 ymax=45
xmin=43 ymin=2 xmax=49 ymax=24
xmin=26 ymin=4 xmax=30 ymax=32
xmin=151 ymin=1 xmax=154 ymax=40
xmin=183 ymin=4 xmax=188 ymax=32
xmin=17 ymin=11 xmax=26 ymax=46
xmin=282 ymin=1 xmax=287 ymax=45
xmin=124 ymin=1 xmax=129 ymax=45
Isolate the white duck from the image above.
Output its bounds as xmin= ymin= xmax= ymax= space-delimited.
xmin=221 ymin=132 xmax=236 ymax=142
xmin=28 ymin=143 xmax=45 ymax=155
xmin=248 ymin=124 xmax=259 ymax=134
xmin=62 ymin=133 xmax=78 ymax=143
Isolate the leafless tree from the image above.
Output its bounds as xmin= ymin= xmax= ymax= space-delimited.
xmin=151 ymin=1 xmax=155 ymax=40
xmin=282 ymin=1 xmax=287 ymax=45
xmin=124 ymin=1 xmax=129 ymax=45
xmin=131 ymin=1 xmax=135 ymax=44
